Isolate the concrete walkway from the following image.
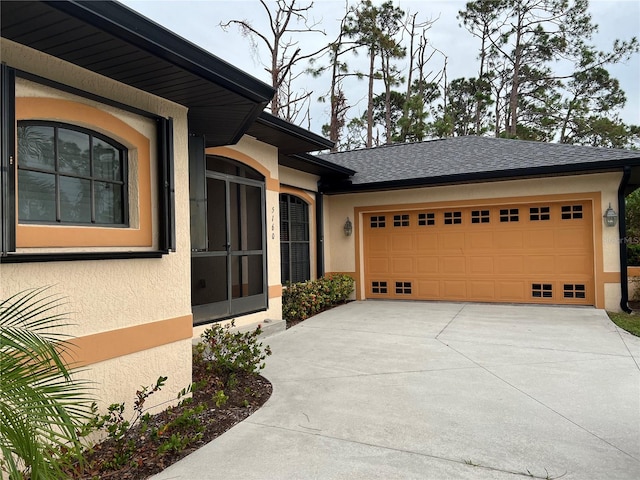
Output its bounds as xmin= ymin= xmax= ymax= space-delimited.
xmin=152 ymin=301 xmax=640 ymax=480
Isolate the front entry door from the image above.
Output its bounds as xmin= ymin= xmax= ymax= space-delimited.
xmin=191 ymin=161 xmax=267 ymax=324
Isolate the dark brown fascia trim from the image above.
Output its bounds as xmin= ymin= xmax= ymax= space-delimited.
xmin=280 ymin=153 xmax=356 ymax=178
xmin=256 ymin=112 xmax=334 ymax=152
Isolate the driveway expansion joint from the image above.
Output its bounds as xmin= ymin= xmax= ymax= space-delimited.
xmin=244 ymin=421 xmax=568 ymax=479
xmin=614 ymin=327 xmax=640 ymax=371
xmin=440 ymin=339 xmax=640 ymax=463
xmin=435 ymin=337 xmax=635 ymax=358
xmin=435 ymin=303 xmax=467 ymax=339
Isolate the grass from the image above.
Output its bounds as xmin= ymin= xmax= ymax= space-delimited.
xmin=607 ymin=311 xmax=640 ymax=336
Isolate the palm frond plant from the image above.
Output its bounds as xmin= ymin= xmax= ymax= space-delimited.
xmin=0 ymin=287 xmax=93 ymax=479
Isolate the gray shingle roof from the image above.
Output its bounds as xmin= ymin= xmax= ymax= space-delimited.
xmin=317 ymin=137 xmax=640 ymax=188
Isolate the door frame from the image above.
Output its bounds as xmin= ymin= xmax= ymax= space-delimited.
xmin=191 ymin=164 xmax=268 ymax=325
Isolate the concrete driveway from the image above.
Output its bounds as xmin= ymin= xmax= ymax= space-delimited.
xmin=153 ymin=301 xmax=640 ymax=480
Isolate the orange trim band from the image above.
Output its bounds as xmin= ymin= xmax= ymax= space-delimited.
xmin=627 ymin=266 xmax=640 ymax=277
xmin=15 ymin=97 xmax=153 ymax=248
xmin=602 ymin=272 xmax=621 ymax=283
xmin=279 ymin=186 xmax=315 ymax=205
xmin=206 ymin=146 xmax=280 ymax=192
xmin=269 ymin=284 xmax=283 ymax=298
xmin=62 ymin=315 xmax=192 ymax=367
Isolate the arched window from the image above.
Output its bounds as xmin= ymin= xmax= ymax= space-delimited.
xmin=280 ymin=193 xmax=310 ymax=284
xmin=17 ymin=121 xmax=127 ymax=225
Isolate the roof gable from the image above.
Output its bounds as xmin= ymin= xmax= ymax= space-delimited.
xmin=318 ymin=137 xmax=640 ymax=192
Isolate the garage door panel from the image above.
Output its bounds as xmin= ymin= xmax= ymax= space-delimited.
xmin=557 ymin=255 xmax=591 ymax=274
xmin=527 ymin=255 xmax=557 ymax=274
xmin=495 ymin=231 xmax=524 ymax=249
xmin=469 ymin=257 xmax=494 ymax=274
xmin=441 ymin=256 xmax=466 ymax=274
xmin=417 ymin=280 xmax=440 ymax=297
xmin=556 ymin=228 xmax=589 ymax=248
xmin=525 ymin=229 xmax=556 ymax=249
xmin=363 ymin=201 xmax=593 ymax=306
xmin=392 ymin=257 xmax=414 ymax=274
xmin=496 ymin=256 xmax=525 ymax=274
xmin=417 ymin=257 xmax=439 ymax=274
xmin=443 ymin=280 xmax=467 ymax=299
xmin=417 ymin=234 xmax=437 ymax=250
xmin=367 ymin=257 xmax=390 ymax=274
xmin=438 ymin=232 xmax=465 ymax=250
xmin=391 ymin=234 xmax=414 ymax=252
xmin=468 ymin=231 xmax=494 ymax=249
xmin=469 ymin=281 xmax=495 ymax=300
xmin=496 ymin=281 xmax=527 ymax=301
xmin=368 ymin=236 xmax=389 ymax=253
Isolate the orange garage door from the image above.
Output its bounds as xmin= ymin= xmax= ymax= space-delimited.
xmin=363 ymin=200 xmax=594 ymax=305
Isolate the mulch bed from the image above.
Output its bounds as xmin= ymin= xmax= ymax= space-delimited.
xmin=63 ymin=359 xmax=272 ymax=479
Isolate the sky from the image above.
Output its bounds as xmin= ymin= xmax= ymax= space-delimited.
xmin=121 ymin=0 xmax=640 ymax=137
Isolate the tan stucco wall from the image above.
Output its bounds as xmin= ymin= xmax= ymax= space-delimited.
xmin=324 ymin=172 xmax=623 ymax=310
xmin=0 ymin=39 xmax=193 ymax=410
xmin=279 ymin=165 xmax=320 ymax=192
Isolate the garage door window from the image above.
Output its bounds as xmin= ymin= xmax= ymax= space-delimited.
xmin=371 ymin=216 xmax=386 ymax=228
xmin=444 ymin=211 xmax=462 ymax=225
xmin=393 ymin=214 xmax=409 ymax=227
xmin=418 ymin=212 xmax=435 ymax=226
xmin=564 ymin=284 xmax=586 ymax=299
xmin=372 ymin=281 xmax=388 ymax=294
xmin=561 ymin=205 xmax=583 ymax=219
xmin=395 ymin=282 xmax=412 ymax=294
xmin=471 ymin=210 xmax=490 ymax=224
xmin=532 ymin=283 xmax=553 ymax=298
xmin=499 ymin=208 xmax=519 ymax=222
xmin=530 ymin=206 xmax=550 ymax=221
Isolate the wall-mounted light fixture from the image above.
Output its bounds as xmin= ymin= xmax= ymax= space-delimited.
xmin=603 ymin=203 xmax=618 ymax=227
xmin=344 ymin=217 xmax=353 ymax=236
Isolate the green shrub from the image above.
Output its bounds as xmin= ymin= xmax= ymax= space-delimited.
xmin=198 ymin=321 xmax=272 ymax=387
xmin=628 ymin=244 xmax=640 ymax=266
xmin=282 ymin=274 xmax=355 ymax=323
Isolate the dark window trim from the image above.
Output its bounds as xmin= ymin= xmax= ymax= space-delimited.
xmin=1 ymin=67 xmax=176 ymax=258
xmin=0 ymin=251 xmax=166 ymax=263
xmin=193 ymin=307 xmax=268 ymax=327
xmin=1 ymin=64 xmax=16 ymax=255
xmin=279 ymin=193 xmax=311 ymax=284
xmin=158 ymin=117 xmax=176 ymax=251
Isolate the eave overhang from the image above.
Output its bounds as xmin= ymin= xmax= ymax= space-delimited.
xmin=247 ymin=112 xmax=334 ymax=155
xmin=1 ymin=0 xmax=275 ymax=146
xmin=279 ymin=152 xmax=355 ymax=179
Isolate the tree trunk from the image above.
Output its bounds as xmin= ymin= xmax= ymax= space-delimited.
xmin=367 ymin=46 xmax=375 ymax=148
xmin=507 ymin=9 xmax=524 ymax=137
xmin=475 ymin=25 xmax=487 ymax=135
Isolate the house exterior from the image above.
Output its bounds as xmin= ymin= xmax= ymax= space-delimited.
xmin=2 ymin=1 xmax=640 ymax=411
xmin=318 ymin=138 xmax=640 ymax=312
xmin=0 ymin=0 xmax=350 ymax=410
